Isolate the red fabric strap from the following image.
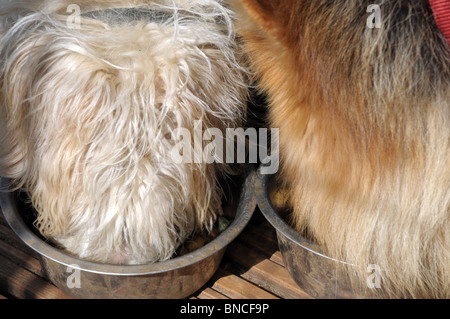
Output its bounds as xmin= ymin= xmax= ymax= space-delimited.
xmin=429 ymin=0 xmax=450 ymax=46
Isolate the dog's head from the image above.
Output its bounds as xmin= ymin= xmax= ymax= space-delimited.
xmin=0 ymin=0 xmax=248 ymax=264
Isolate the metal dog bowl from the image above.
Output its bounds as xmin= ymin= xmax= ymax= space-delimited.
xmin=255 ymin=165 xmax=382 ymax=299
xmin=0 ymin=168 xmax=257 ymax=299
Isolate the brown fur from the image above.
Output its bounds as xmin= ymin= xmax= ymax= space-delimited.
xmin=231 ymin=0 xmax=450 ymax=298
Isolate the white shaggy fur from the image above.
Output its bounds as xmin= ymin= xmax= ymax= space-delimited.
xmin=0 ymin=0 xmax=247 ymax=264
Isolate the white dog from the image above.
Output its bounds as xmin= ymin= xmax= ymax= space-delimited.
xmin=0 ymin=0 xmax=247 ymax=264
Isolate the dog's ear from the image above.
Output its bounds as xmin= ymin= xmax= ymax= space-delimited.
xmin=233 ymin=0 xmax=279 ymax=29
xmin=229 ymin=0 xmax=297 ymax=42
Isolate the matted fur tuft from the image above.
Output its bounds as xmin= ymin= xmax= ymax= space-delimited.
xmin=232 ymin=0 xmax=449 ymax=298
xmin=0 ymin=0 xmax=248 ymax=264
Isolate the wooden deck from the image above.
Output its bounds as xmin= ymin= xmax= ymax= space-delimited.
xmin=0 ymin=206 xmax=312 ymax=299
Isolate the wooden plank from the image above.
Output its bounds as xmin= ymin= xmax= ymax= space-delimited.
xmin=0 ymin=254 xmax=71 ymax=299
xmin=270 ymin=251 xmax=285 ymax=266
xmin=0 ymin=239 xmax=46 ymax=278
xmin=0 ymin=224 xmax=40 ymax=259
xmin=196 ymin=287 xmax=229 ymax=299
xmin=227 ymin=241 xmax=312 ymax=299
xmin=210 ymin=269 xmax=278 ymax=299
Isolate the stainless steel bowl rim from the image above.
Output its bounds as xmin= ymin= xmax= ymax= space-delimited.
xmin=0 ymin=168 xmax=256 ymax=276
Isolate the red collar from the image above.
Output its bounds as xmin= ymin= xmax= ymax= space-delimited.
xmin=429 ymin=0 xmax=450 ymax=47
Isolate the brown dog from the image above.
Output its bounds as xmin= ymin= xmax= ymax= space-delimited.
xmin=232 ymin=0 xmax=449 ymax=298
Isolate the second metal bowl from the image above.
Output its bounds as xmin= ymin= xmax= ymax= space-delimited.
xmin=255 ymin=166 xmax=382 ymax=298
